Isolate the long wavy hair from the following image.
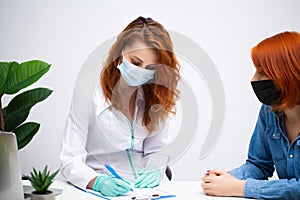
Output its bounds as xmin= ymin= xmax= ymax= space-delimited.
xmin=251 ymin=31 xmax=300 ymax=111
xmin=100 ymin=16 xmax=180 ymax=133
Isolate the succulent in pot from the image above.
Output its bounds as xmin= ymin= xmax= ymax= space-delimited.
xmin=26 ymin=165 xmax=59 ymax=200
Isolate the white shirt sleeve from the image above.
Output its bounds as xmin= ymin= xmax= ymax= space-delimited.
xmin=59 ymin=80 xmax=98 ymax=189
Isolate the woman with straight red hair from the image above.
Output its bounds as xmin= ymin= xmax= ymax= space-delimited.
xmin=202 ymin=31 xmax=300 ymax=199
xmin=60 ymin=16 xmax=180 ymax=196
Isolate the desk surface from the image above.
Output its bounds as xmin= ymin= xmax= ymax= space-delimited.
xmin=23 ymin=180 xmax=250 ymax=200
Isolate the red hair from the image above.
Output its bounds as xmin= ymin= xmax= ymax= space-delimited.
xmin=251 ymin=31 xmax=300 ymax=110
xmin=100 ymin=17 xmax=180 ymax=133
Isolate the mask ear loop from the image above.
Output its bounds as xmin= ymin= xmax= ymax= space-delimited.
xmin=122 ymin=50 xmax=130 ymax=64
xmin=119 ymin=50 xmax=124 ymax=65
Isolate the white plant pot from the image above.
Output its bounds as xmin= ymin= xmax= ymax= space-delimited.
xmin=30 ymin=191 xmax=56 ymax=200
xmin=0 ymin=136 xmax=10 ymax=192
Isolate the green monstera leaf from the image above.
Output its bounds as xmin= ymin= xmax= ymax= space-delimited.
xmin=14 ymin=122 xmax=40 ymax=149
xmin=3 ymin=88 xmax=53 ymax=131
xmin=0 ymin=60 xmax=52 ymax=149
xmin=0 ymin=62 xmax=10 ymax=94
xmin=2 ymin=60 xmax=50 ymax=94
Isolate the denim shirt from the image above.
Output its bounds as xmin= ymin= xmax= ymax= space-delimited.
xmin=230 ymin=104 xmax=300 ymax=199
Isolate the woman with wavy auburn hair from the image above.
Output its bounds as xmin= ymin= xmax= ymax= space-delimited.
xmin=202 ymin=31 xmax=300 ymax=199
xmin=101 ymin=16 xmax=180 ymax=133
xmin=60 ymin=16 xmax=180 ymax=197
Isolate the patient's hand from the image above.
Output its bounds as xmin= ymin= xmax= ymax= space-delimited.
xmin=201 ymin=170 xmax=245 ymax=197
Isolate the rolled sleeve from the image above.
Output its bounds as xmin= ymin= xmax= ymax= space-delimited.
xmin=244 ymin=178 xmax=300 ymax=199
xmin=244 ymin=178 xmax=261 ymax=199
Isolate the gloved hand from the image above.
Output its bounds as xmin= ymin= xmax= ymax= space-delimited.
xmin=134 ymin=164 xmax=162 ymax=188
xmin=93 ymin=174 xmax=131 ymax=196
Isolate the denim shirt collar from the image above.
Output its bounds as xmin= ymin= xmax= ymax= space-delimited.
xmin=274 ymin=109 xmax=284 ymax=119
xmin=297 ymin=139 xmax=300 ymax=146
xmin=268 ymin=109 xmax=285 ymax=139
xmin=273 ymin=108 xmax=300 ymax=143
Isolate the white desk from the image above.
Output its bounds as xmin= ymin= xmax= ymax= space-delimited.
xmin=23 ymin=180 xmax=250 ymax=200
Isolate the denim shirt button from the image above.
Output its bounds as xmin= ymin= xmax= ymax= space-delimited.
xmin=271 ymin=132 xmax=280 ymax=139
xmin=289 ymin=154 xmax=294 ymax=158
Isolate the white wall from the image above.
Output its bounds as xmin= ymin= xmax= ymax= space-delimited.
xmin=1 ymin=0 xmax=299 ymax=180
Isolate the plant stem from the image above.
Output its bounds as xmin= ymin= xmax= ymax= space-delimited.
xmin=0 ymin=94 xmax=4 ymax=131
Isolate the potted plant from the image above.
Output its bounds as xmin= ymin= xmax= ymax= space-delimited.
xmin=26 ymin=165 xmax=59 ymax=200
xmin=0 ymin=138 xmax=10 ymax=192
xmin=0 ymin=60 xmax=52 ymax=149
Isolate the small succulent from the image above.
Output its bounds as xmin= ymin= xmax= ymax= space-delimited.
xmin=26 ymin=165 xmax=59 ymax=194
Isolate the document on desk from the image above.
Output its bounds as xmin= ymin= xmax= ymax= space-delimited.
xmin=86 ymin=186 xmax=175 ymax=200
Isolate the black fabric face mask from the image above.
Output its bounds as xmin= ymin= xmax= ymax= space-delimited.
xmin=251 ymin=80 xmax=281 ymax=105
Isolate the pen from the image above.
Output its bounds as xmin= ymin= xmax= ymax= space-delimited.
xmin=132 ymin=194 xmax=176 ymax=200
xmin=153 ymin=195 xmax=176 ymax=199
xmin=104 ymin=163 xmax=134 ymax=191
xmin=74 ymin=186 xmax=111 ymax=200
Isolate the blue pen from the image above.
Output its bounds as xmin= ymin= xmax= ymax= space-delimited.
xmin=104 ymin=163 xmax=134 ymax=191
xmin=132 ymin=194 xmax=176 ymax=200
xmin=153 ymin=195 xmax=177 ymax=199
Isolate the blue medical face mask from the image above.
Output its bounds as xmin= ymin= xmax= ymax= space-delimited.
xmin=117 ymin=54 xmax=155 ymax=87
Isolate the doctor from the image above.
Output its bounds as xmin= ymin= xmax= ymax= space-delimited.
xmin=60 ymin=16 xmax=180 ymax=197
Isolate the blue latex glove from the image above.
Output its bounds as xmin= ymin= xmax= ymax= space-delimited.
xmin=134 ymin=164 xmax=162 ymax=188
xmin=93 ymin=174 xmax=131 ymax=196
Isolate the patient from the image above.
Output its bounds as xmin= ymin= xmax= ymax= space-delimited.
xmin=201 ymin=31 xmax=300 ymax=199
